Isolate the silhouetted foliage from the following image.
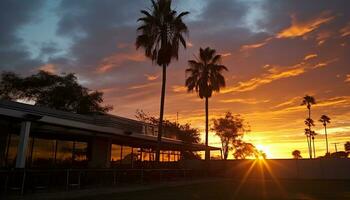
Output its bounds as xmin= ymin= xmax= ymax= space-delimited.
xmin=0 ymin=71 xmax=112 ymax=114
xmin=211 ymin=112 xmax=249 ymax=160
xmin=301 ymin=95 xmax=316 ymax=159
xmin=233 ymin=140 xmax=265 ymax=159
xmin=292 ymin=150 xmax=302 ymax=159
xmin=185 ymin=47 xmax=228 ymax=160
xmin=135 ymin=110 xmax=201 ymax=160
xmin=345 ymin=141 xmax=350 ymax=152
xmin=329 ymin=151 xmax=349 ymax=158
xmin=136 ymin=0 xmax=189 ymax=162
xmin=319 ymin=115 xmax=331 ymax=154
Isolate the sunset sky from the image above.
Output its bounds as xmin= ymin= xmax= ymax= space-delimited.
xmin=1 ymin=0 xmax=349 ymax=158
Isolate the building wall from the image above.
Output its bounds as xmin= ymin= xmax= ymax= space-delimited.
xmin=184 ymin=159 xmax=350 ymax=180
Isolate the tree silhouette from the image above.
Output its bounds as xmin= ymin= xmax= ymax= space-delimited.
xmin=136 ymin=0 xmax=189 ymax=161
xmin=232 ymin=140 xmax=263 ymax=159
xmin=185 ymin=47 xmax=228 ymax=160
xmin=0 ymin=71 xmax=112 ymax=114
xmin=305 ymin=118 xmax=316 ymax=158
xmin=319 ymin=115 xmax=331 ymax=155
xmin=345 ymin=141 xmax=350 ymax=152
xmin=211 ymin=112 xmax=249 ymax=160
xmin=301 ymin=95 xmax=316 ymax=158
xmin=292 ymin=150 xmax=302 ymax=159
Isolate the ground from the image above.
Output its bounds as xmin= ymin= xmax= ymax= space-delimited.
xmin=72 ymin=179 xmax=350 ymax=200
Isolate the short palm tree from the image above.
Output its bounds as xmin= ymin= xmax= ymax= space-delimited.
xmin=136 ymin=0 xmax=189 ymax=161
xmin=185 ymin=47 xmax=228 ymax=160
xmin=301 ymin=95 xmax=316 ymax=158
xmin=319 ymin=115 xmax=331 ymax=155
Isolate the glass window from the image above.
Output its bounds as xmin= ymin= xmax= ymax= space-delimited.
xmin=121 ymin=146 xmax=132 ymax=164
xmin=0 ymin=128 xmax=9 ymax=168
xmin=133 ymin=148 xmax=141 ymax=161
xmin=55 ymin=140 xmax=73 ymax=167
xmin=73 ymin=141 xmax=88 ymax=167
xmin=31 ymin=138 xmax=56 ymax=167
xmin=6 ymin=133 xmax=20 ymax=167
xmin=111 ymin=144 xmax=122 ymax=164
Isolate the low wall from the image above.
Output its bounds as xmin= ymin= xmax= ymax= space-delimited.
xmin=184 ymin=159 xmax=350 ymax=180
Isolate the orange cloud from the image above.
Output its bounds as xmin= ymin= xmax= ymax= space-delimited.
xmin=304 ymin=53 xmax=317 ymax=61
xmin=144 ymin=74 xmax=159 ymax=81
xmin=276 ymin=12 xmax=335 ymax=39
xmin=345 ymin=74 xmax=350 ymax=82
xmin=221 ymin=52 xmax=232 ymax=57
xmin=340 ymin=22 xmax=350 ymax=37
xmin=172 ymin=85 xmax=187 ymax=93
xmin=38 ymin=63 xmax=57 ymax=74
xmin=128 ymin=82 xmax=159 ymax=90
xmin=241 ymin=12 xmax=335 ymax=51
xmin=240 ymin=37 xmax=273 ymax=51
xmin=97 ymin=51 xmax=146 ymax=73
xmin=220 ymin=98 xmax=269 ymax=104
xmin=187 ymin=42 xmax=193 ymax=47
xmin=222 ymin=65 xmax=306 ymax=93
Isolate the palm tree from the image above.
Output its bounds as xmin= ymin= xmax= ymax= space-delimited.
xmin=319 ymin=115 xmax=331 ymax=155
xmin=136 ymin=0 xmax=189 ymax=161
xmin=185 ymin=47 xmax=228 ymax=160
xmin=310 ymin=130 xmax=317 ymax=158
xmin=301 ymin=95 xmax=316 ymax=158
xmin=304 ymin=128 xmax=311 ymax=159
xmin=304 ymin=118 xmax=315 ymax=158
xmin=292 ymin=150 xmax=302 ymax=159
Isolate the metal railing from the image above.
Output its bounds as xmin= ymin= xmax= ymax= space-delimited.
xmin=0 ymin=168 xmax=196 ymax=196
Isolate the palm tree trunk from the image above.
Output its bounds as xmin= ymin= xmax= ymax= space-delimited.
xmin=308 ymin=107 xmax=312 ymax=159
xmin=205 ymin=96 xmax=209 ymax=160
xmin=156 ymin=64 xmax=167 ymax=162
xmin=312 ymin=137 xmax=316 ymax=158
xmin=306 ymin=135 xmax=311 ymax=159
xmin=325 ymin=125 xmax=329 ymax=154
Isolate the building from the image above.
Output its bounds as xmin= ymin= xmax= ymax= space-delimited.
xmin=0 ymin=100 xmax=220 ymax=169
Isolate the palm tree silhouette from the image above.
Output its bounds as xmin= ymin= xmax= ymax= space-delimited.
xmin=301 ymin=95 xmax=316 ymax=158
xmin=185 ymin=47 xmax=228 ymax=160
xmin=319 ymin=115 xmax=331 ymax=155
xmin=305 ymin=118 xmax=315 ymax=158
xmin=304 ymin=128 xmax=311 ymax=159
xmin=136 ymin=0 xmax=189 ymax=161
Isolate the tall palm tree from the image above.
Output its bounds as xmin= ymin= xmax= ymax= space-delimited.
xmin=301 ymin=95 xmax=316 ymax=158
xmin=304 ymin=128 xmax=311 ymax=159
xmin=136 ymin=0 xmax=189 ymax=161
xmin=305 ymin=118 xmax=315 ymax=158
xmin=185 ymin=47 xmax=228 ymax=160
xmin=310 ymin=130 xmax=317 ymax=158
xmin=319 ymin=115 xmax=331 ymax=155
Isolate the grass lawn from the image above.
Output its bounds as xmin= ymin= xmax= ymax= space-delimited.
xmin=74 ymin=179 xmax=350 ymax=200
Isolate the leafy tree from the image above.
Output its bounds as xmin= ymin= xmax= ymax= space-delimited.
xmin=301 ymin=95 xmax=316 ymax=159
xmin=135 ymin=110 xmax=201 ymax=160
xmin=185 ymin=47 xmax=228 ymax=160
xmin=0 ymin=71 xmax=112 ymax=114
xmin=292 ymin=150 xmax=302 ymax=159
xmin=319 ymin=115 xmax=331 ymax=154
xmin=211 ymin=112 xmax=249 ymax=160
xmin=232 ymin=140 xmax=264 ymax=159
xmin=136 ymin=0 xmax=189 ymax=162
xmin=345 ymin=141 xmax=350 ymax=152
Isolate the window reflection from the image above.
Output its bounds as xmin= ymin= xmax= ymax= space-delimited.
xmin=121 ymin=146 xmax=132 ymax=164
xmin=111 ymin=144 xmax=122 ymax=165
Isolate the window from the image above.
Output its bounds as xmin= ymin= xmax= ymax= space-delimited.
xmin=121 ymin=146 xmax=132 ymax=165
xmin=31 ymin=138 xmax=56 ymax=167
xmin=73 ymin=141 xmax=88 ymax=167
xmin=55 ymin=140 xmax=73 ymax=167
xmin=111 ymin=144 xmax=122 ymax=164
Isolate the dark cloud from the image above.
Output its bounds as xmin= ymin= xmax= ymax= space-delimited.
xmin=0 ymin=0 xmax=44 ymax=71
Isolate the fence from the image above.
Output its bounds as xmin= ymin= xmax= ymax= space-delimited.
xmin=184 ymin=159 xmax=350 ymax=180
xmin=0 ymin=168 xmax=196 ymax=195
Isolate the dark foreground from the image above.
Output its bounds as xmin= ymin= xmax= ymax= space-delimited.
xmin=75 ymin=179 xmax=350 ymax=200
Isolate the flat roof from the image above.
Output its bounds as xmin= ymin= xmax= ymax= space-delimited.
xmin=0 ymin=100 xmax=221 ymax=151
